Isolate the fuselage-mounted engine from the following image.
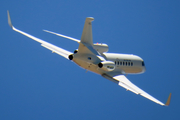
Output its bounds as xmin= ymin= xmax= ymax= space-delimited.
xmin=98 ymin=61 xmax=115 ymax=71
xmin=74 ymin=49 xmax=78 ymax=54
xmin=68 ymin=54 xmax=73 ymax=60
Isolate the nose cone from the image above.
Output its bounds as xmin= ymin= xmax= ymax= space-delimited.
xmin=142 ymin=66 xmax=146 ymax=73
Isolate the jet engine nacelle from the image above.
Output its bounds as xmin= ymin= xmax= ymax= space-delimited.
xmin=69 ymin=54 xmax=73 ymax=60
xmin=93 ymin=43 xmax=109 ymax=53
xmin=98 ymin=61 xmax=115 ymax=71
xmin=74 ymin=49 xmax=78 ymax=54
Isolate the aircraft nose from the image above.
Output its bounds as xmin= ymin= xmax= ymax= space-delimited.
xmin=142 ymin=66 xmax=146 ymax=72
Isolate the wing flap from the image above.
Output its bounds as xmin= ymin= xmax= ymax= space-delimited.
xmin=102 ymin=74 xmax=138 ymax=94
xmin=118 ymin=82 xmax=139 ymax=94
xmin=41 ymin=43 xmax=72 ymax=59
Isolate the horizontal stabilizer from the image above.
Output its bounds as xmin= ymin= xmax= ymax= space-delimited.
xmin=82 ymin=42 xmax=100 ymax=55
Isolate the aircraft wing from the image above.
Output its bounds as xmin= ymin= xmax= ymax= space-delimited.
xmin=7 ymin=11 xmax=72 ymax=59
xmin=102 ymin=74 xmax=171 ymax=106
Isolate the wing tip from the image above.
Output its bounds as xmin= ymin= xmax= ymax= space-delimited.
xmin=7 ymin=10 xmax=13 ymax=28
xmin=165 ymin=93 xmax=172 ymax=106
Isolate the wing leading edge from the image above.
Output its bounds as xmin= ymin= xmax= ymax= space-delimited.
xmin=7 ymin=11 xmax=72 ymax=59
xmin=102 ymin=74 xmax=171 ymax=106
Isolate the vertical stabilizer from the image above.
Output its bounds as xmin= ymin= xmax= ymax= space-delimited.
xmin=77 ymin=17 xmax=99 ymax=55
xmin=80 ymin=17 xmax=94 ymax=45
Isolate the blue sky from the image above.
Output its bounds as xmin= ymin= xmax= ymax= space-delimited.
xmin=1 ymin=0 xmax=180 ymax=120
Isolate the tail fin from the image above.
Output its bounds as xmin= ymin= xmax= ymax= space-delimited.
xmin=77 ymin=17 xmax=100 ymax=55
xmin=80 ymin=17 xmax=94 ymax=45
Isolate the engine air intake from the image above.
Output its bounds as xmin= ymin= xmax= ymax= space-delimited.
xmin=98 ymin=61 xmax=115 ymax=71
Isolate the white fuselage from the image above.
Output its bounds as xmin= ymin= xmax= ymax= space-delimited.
xmin=72 ymin=52 xmax=146 ymax=75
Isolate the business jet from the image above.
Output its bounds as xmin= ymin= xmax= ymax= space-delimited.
xmin=7 ymin=11 xmax=171 ymax=106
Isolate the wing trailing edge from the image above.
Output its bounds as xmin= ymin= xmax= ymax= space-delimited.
xmin=103 ymin=73 xmax=171 ymax=106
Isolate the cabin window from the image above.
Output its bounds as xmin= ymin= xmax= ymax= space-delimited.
xmin=120 ymin=61 xmax=122 ymax=65
xmin=115 ymin=61 xmax=116 ymax=65
xmin=128 ymin=62 xmax=130 ymax=66
xmin=117 ymin=61 xmax=119 ymax=65
xmin=131 ymin=62 xmax=133 ymax=66
xmin=142 ymin=61 xmax=145 ymax=66
xmin=123 ymin=62 xmax=125 ymax=66
xmin=126 ymin=62 xmax=127 ymax=66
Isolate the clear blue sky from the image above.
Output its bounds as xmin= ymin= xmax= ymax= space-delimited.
xmin=1 ymin=0 xmax=180 ymax=120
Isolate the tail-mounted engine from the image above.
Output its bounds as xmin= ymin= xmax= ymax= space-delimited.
xmin=98 ymin=61 xmax=115 ymax=71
